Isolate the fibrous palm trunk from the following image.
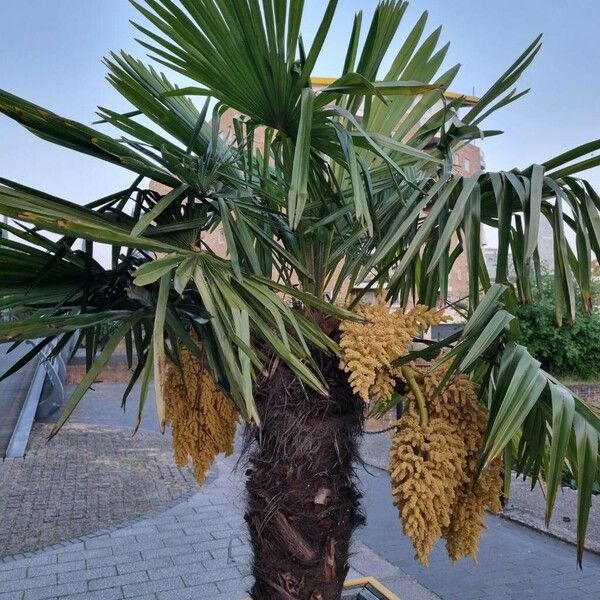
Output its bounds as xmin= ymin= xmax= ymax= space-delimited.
xmin=245 ymin=351 xmax=364 ymax=600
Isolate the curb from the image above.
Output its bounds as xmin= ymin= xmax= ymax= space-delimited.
xmin=496 ymin=510 xmax=600 ymax=556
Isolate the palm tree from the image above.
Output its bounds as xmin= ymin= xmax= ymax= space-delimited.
xmin=1 ymin=1 xmax=599 ymax=598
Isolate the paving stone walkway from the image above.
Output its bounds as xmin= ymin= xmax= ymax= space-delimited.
xmin=1 ymin=381 xmax=435 ymax=599
xmin=0 ymin=450 xmax=437 ymax=600
xmin=0 ymin=453 xmax=252 ymax=600
xmin=0 ymin=423 xmax=196 ymax=558
xmin=2 ymin=379 xmax=598 ymax=599
xmin=4 ymin=448 xmax=598 ymax=600
xmin=0 ymin=383 xmax=197 ymax=558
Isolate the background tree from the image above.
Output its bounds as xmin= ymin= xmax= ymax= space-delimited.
xmin=1 ymin=1 xmax=600 ymax=598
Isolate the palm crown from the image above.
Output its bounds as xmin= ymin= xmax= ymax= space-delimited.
xmin=1 ymin=0 xmax=599 ymax=567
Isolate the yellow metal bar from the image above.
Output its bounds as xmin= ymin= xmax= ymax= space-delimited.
xmin=345 ymin=576 xmax=401 ymax=600
xmin=245 ymin=576 xmax=401 ymax=599
xmin=443 ymin=90 xmax=479 ymax=106
xmin=309 ymin=76 xmax=478 ymax=106
xmin=310 ymin=76 xmax=338 ymax=86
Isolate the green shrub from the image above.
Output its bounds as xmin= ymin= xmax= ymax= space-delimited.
xmin=516 ymin=278 xmax=600 ymax=380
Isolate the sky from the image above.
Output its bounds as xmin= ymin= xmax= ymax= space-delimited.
xmin=1 ymin=0 xmax=599 ymax=210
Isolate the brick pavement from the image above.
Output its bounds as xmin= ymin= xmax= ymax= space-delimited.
xmin=3 ymin=378 xmax=598 ymax=598
xmin=0 ymin=451 xmax=438 ymax=600
xmin=0 ymin=453 xmax=251 ymax=600
xmin=4 ymin=446 xmax=598 ymax=600
xmin=0 ymin=423 xmax=196 ymax=558
xmin=0 ymin=383 xmax=198 ymax=558
xmin=1 ymin=381 xmax=436 ymax=598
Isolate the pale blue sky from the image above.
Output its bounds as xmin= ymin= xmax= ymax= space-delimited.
xmin=1 ymin=0 xmax=599 ymax=207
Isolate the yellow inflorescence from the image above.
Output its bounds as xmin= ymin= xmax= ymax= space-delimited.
xmin=339 ymin=303 xmax=448 ymax=403
xmin=389 ymin=414 xmax=466 ymax=565
xmin=389 ymin=360 xmax=503 ymax=564
xmin=444 ymin=456 xmax=503 ymax=562
xmin=163 ymin=342 xmax=237 ymax=484
xmin=341 ymin=302 xmax=502 ymax=565
xmin=413 ymin=364 xmax=489 ymax=459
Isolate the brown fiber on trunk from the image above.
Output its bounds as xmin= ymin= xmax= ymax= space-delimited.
xmin=244 ymin=350 xmax=364 ymax=600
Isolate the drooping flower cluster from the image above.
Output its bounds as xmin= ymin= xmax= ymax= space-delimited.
xmin=392 ymin=362 xmax=503 ymax=564
xmin=389 ymin=414 xmax=466 ymax=564
xmin=339 ymin=302 xmax=449 ymax=403
xmin=444 ymin=455 xmax=503 ymax=562
xmin=340 ymin=303 xmax=503 ymax=565
xmin=163 ymin=341 xmax=237 ymax=484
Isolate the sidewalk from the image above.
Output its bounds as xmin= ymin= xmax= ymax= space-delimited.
xmin=358 ymin=465 xmax=600 ymax=600
xmin=0 ymin=450 xmax=437 ymax=600
xmin=1 ymin=380 xmax=598 ymax=599
xmin=0 ymin=384 xmax=196 ymax=558
xmin=0 ymin=422 xmax=196 ymax=558
xmin=0 ymin=382 xmax=436 ymax=599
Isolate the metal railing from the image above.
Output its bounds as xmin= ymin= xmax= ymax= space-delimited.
xmin=5 ymin=337 xmax=74 ymax=459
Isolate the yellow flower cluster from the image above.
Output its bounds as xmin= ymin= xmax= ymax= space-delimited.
xmin=339 ymin=303 xmax=448 ymax=403
xmin=389 ymin=414 xmax=466 ymax=564
xmin=341 ymin=303 xmax=502 ymax=564
xmin=417 ymin=364 xmax=488 ymax=459
xmin=389 ymin=359 xmax=503 ymax=565
xmin=445 ymin=456 xmax=503 ymax=562
xmin=163 ymin=342 xmax=237 ymax=484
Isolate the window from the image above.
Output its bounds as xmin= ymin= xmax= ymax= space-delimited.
xmin=464 ymin=158 xmax=471 ymax=172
